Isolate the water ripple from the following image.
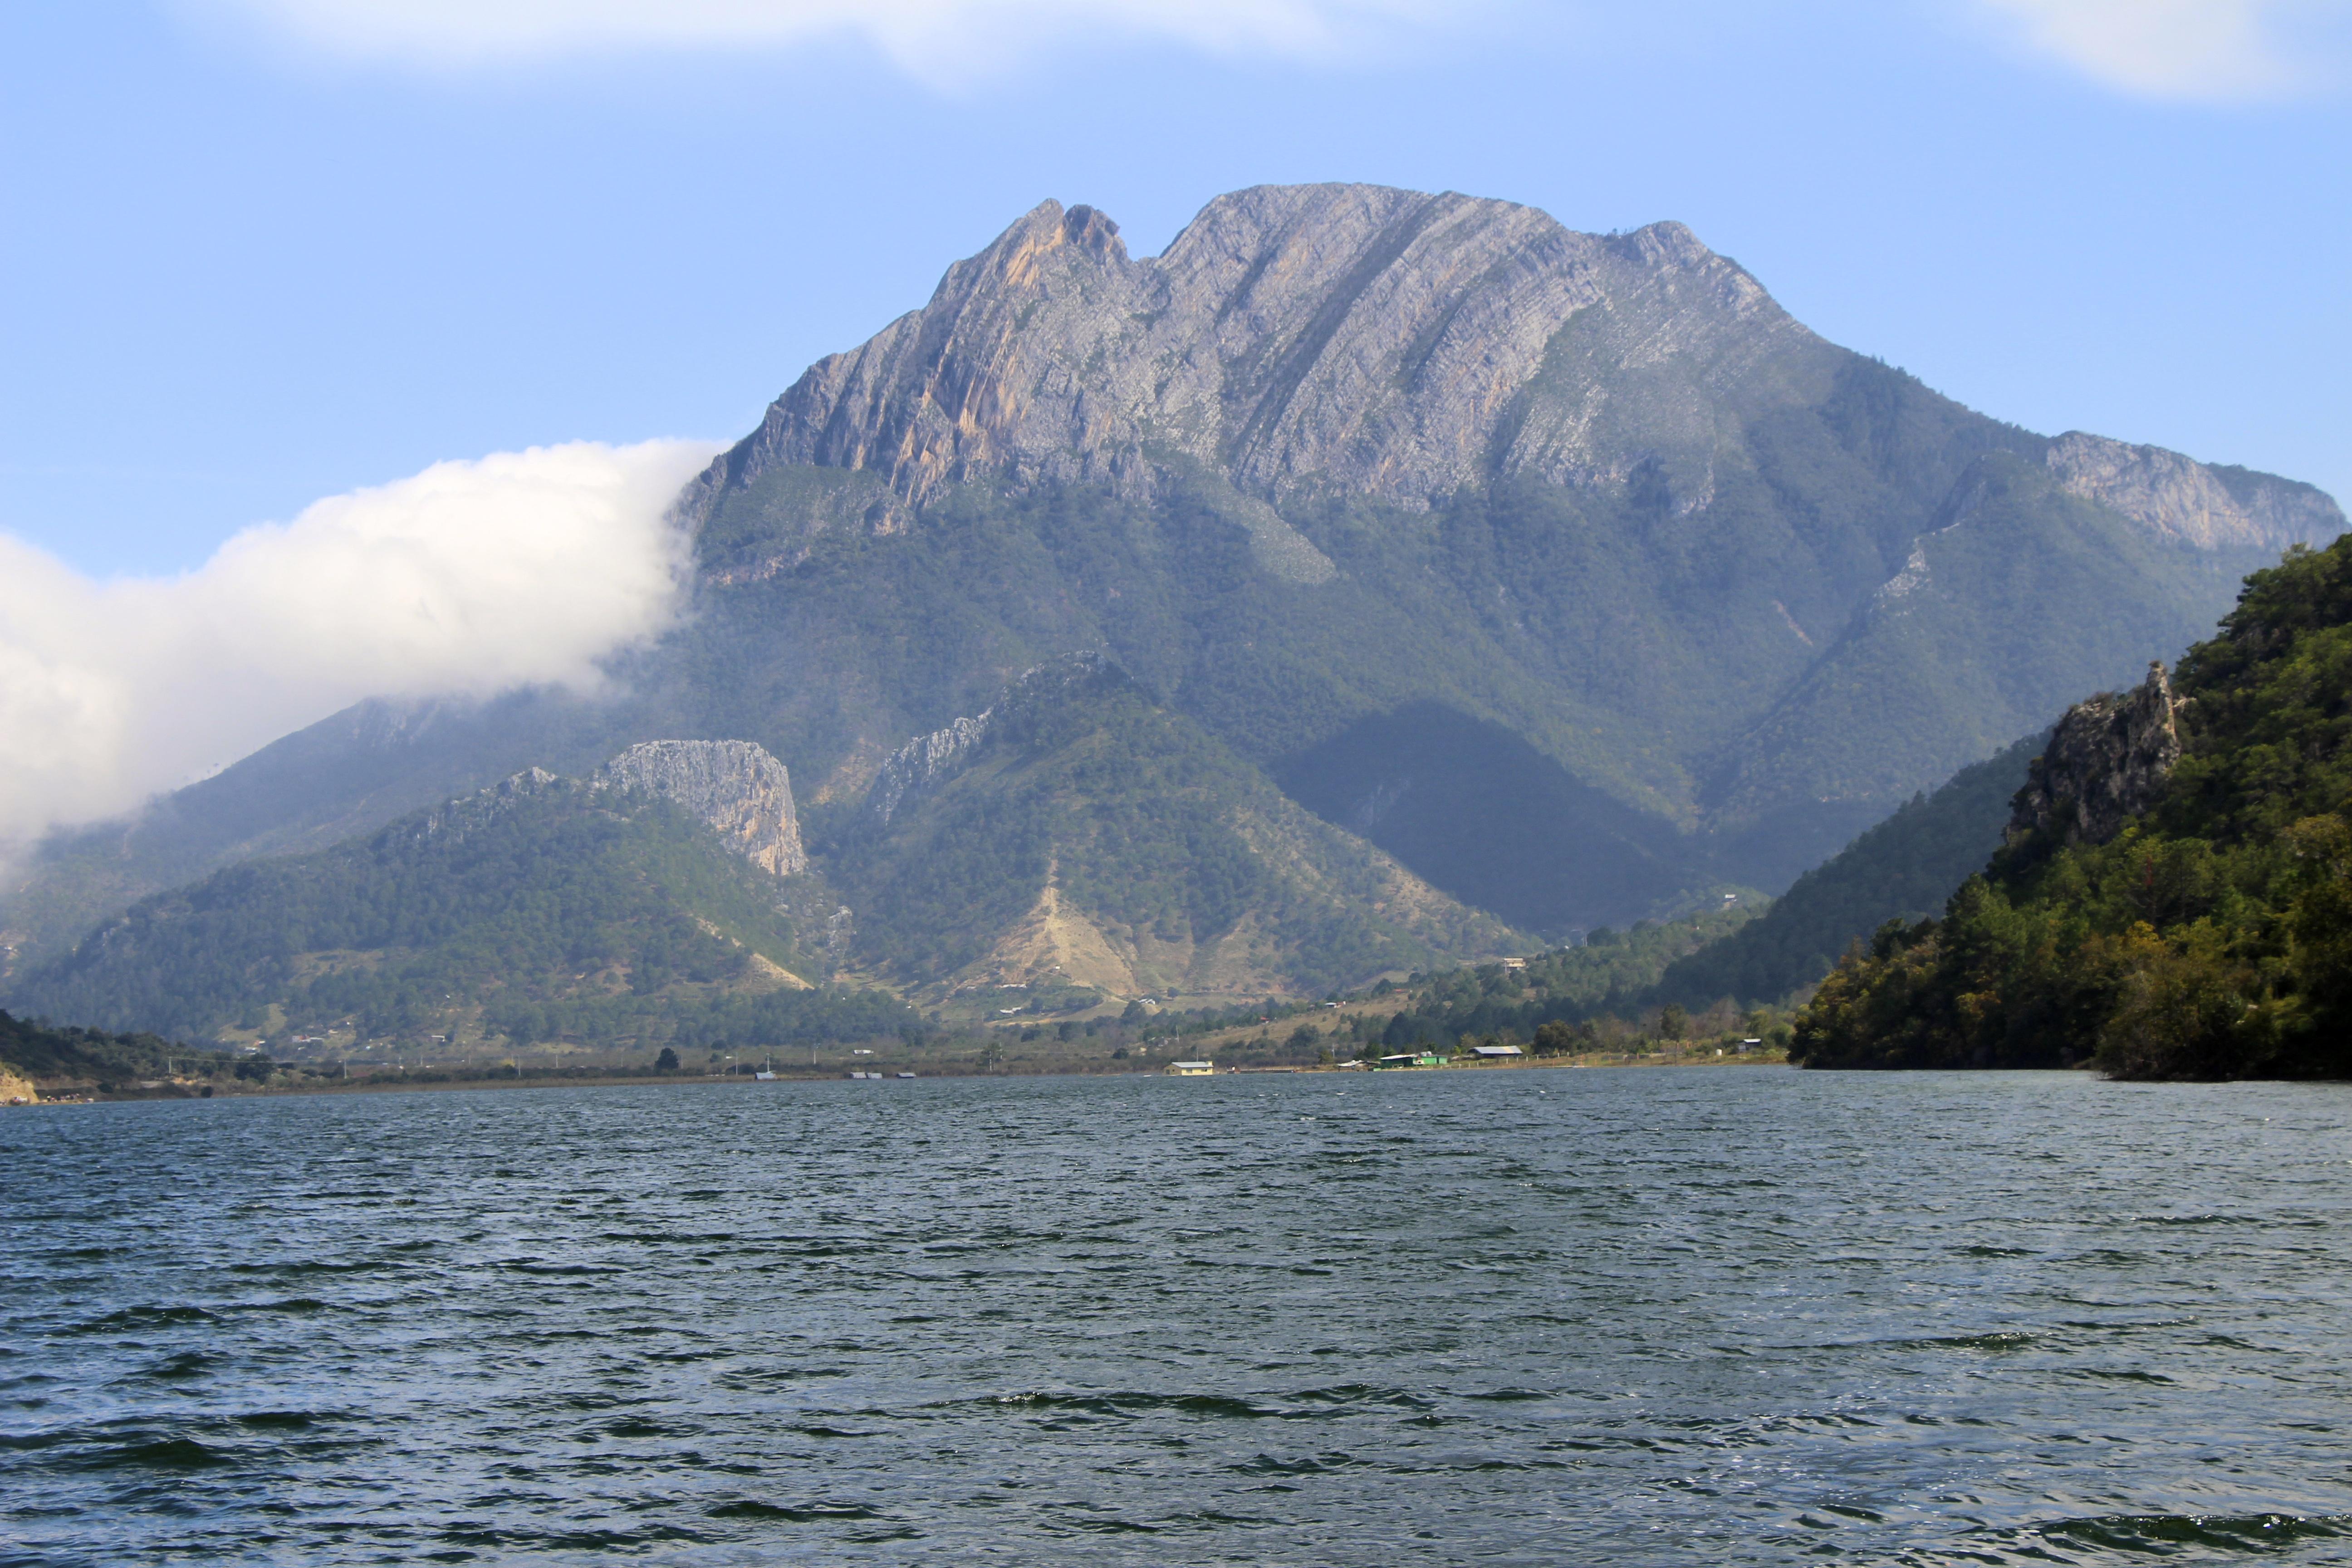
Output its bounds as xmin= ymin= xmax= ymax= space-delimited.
xmin=3 ymin=1069 xmax=2349 ymax=1563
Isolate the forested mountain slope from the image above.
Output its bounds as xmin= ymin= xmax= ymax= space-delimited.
xmin=1656 ymin=730 xmax=2046 ymax=1007
xmin=8 ymin=746 xmax=909 ymax=1054
xmin=3 ymin=184 xmax=2339 ymax=981
xmin=10 ymin=689 xmax=1518 ymax=1045
xmin=1793 ymin=537 xmax=2352 ymax=1078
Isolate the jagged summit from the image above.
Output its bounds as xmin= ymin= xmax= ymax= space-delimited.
xmin=678 ymin=182 xmax=1800 ymax=526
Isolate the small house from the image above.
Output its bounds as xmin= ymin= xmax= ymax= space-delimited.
xmin=1165 ymin=1060 xmax=1217 ymax=1077
xmin=1472 ymin=1044 xmax=1524 ymax=1059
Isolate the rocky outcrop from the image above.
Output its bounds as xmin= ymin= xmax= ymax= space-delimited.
xmin=595 ymin=741 xmax=806 ymax=876
xmin=2009 ymin=663 xmax=2184 ymax=847
xmin=869 ymin=715 xmax=990 ymax=827
xmin=678 ymin=184 xmax=1810 ymax=530
xmin=2046 ymin=432 xmax=2343 ymax=552
xmin=867 ymin=652 xmax=1117 ymax=826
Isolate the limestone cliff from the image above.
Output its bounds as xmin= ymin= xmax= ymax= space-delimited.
xmin=2009 ymin=662 xmax=2184 ymax=847
xmin=595 ymin=740 xmax=807 ymax=876
xmin=2046 ymin=433 xmax=2342 ymax=553
xmin=677 ymin=184 xmax=1806 ymax=530
xmin=869 ymin=716 xmax=990 ymax=827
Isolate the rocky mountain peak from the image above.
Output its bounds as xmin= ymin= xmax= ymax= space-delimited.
xmin=679 ymin=182 xmax=1803 ymax=530
xmin=595 ymin=740 xmax=807 ymax=876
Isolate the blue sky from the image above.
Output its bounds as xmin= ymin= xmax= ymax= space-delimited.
xmin=3 ymin=0 xmax=2348 ymax=576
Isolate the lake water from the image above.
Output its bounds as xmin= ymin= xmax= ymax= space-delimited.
xmin=4 ymin=1067 xmax=2349 ymax=1565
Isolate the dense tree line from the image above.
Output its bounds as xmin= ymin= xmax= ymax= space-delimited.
xmin=0 ymin=1009 xmax=255 ymax=1088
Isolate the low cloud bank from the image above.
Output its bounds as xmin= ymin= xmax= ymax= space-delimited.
xmin=0 ymin=438 xmax=718 ymax=852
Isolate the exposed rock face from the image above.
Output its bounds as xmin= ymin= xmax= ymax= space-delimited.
xmin=869 ymin=716 xmax=990 ymax=827
xmin=681 ymin=183 xmax=2344 ymax=572
xmin=2009 ymin=663 xmax=2184 ymax=847
xmin=678 ymin=184 xmax=1805 ymax=528
xmin=867 ymin=652 xmax=1115 ymax=826
xmin=400 ymin=764 xmax=564 ymax=847
xmin=2046 ymin=432 xmax=2343 ymax=552
xmin=596 ymin=741 xmax=807 ymax=876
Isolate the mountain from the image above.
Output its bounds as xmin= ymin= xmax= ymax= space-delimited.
xmin=814 ymin=654 xmax=1519 ymax=1000
xmin=1653 ymin=728 xmax=2047 ymax=1007
xmin=4 ymin=183 xmax=2342 ymax=1007
xmin=1791 ymin=537 xmax=2352 ymax=1078
xmin=11 ymin=695 xmax=1516 ymax=1048
xmin=7 ymin=740 xmax=914 ymax=1054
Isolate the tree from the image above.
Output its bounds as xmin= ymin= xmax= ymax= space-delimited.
xmin=1656 ymin=1003 xmax=1689 ymax=1040
xmin=655 ymin=1046 xmax=681 ymax=1072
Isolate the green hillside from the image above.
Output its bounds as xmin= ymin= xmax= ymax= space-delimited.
xmin=1656 ymin=730 xmax=2045 ymax=1006
xmin=10 ymin=777 xmax=911 ymax=1057
xmin=0 ymin=1010 xmax=230 ymax=1092
xmin=1346 ymin=906 xmax=1757 ymax=1051
xmin=7 ymin=666 xmax=1519 ymax=1048
xmin=1793 ymin=539 xmax=2352 ymax=1078
xmin=817 ymin=657 xmax=1519 ymax=997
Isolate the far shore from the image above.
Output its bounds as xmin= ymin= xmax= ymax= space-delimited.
xmin=5 ymin=1048 xmax=1795 ymax=1105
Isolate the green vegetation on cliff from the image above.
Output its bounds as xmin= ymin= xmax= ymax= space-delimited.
xmin=819 ymin=659 xmax=1519 ymax=995
xmin=1793 ymin=539 xmax=2352 ymax=1078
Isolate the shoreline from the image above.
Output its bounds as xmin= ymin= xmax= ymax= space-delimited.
xmin=3 ymin=1050 xmax=1795 ymax=1106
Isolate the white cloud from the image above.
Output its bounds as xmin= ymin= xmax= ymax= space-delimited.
xmin=0 ymin=439 xmax=717 ymax=852
xmin=1969 ymin=0 xmax=2344 ymax=100
xmin=193 ymin=0 xmax=1439 ymax=78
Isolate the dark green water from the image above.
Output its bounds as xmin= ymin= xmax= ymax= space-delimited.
xmin=4 ymin=1068 xmax=2349 ymax=1564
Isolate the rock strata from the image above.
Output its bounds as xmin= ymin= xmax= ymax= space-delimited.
xmin=678 ymin=184 xmax=1802 ymax=531
xmin=2046 ymin=433 xmax=2342 ymax=553
xmin=869 ymin=716 xmax=990 ymax=827
xmin=595 ymin=741 xmax=807 ymax=876
xmin=2009 ymin=663 xmax=2184 ymax=847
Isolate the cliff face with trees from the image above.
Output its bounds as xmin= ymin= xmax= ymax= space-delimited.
xmin=1792 ymin=537 xmax=2352 ymax=1079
